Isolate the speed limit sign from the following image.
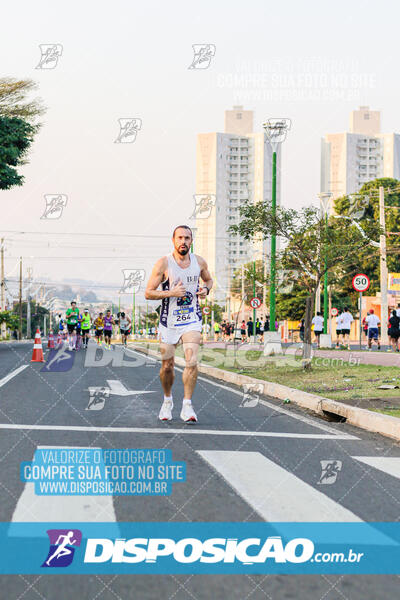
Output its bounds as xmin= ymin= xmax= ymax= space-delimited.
xmin=202 ymin=306 xmax=211 ymax=316
xmin=352 ymin=273 xmax=370 ymax=293
xmin=250 ymin=297 xmax=261 ymax=309
xmin=331 ymin=307 xmax=338 ymax=317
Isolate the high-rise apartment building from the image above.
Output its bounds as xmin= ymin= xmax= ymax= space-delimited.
xmin=321 ymin=106 xmax=400 ymax=203
xmin=194 ymin=107 xmax=280 ymax=304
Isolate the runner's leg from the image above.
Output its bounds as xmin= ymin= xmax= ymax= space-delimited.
xmin=158 ymin=342 xmax=176 ymax=420
xmin=159 ymin=343 xmax=176 ymax=396
xmin=180 ymin=330 xmax=201 ymax=422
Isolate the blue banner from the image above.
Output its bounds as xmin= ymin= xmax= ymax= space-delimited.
xmin=3 ymin=522 xmax=400 ymax=574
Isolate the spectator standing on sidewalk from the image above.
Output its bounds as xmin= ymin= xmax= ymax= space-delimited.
xmin=335 ymin=312 xmax=343 ymax=348
xmin=396 ymin=303 xmax=400 ymax=318
xmin=299 ymin=318 xmax=305 ymax=342
xmin=366 ymin=309 xmax=381 ymax=350
xmin=388 ymin=310 xmax=400 ymax=352
xmin=264 ymin=316 xmax=269 ymax=336
xmin=312 ymin=311 xmax=324 ymax=348
xmin=247 ymin=317 xmax=254 ymax=340
xmin=339 ymin=307 xmax=354 ymax=350
xmin=240 ymin=319 xmax=246 ymax=342
xmin=214 ymin=321 xmax=220 ymax=342
xmin=255 ymin=318 xmax=261 ymax=341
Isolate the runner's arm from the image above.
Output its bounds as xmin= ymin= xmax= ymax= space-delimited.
xmin=145 ymin=257 xmax=185 ymax=299
xmin=197 ymin=256 xmax=213 ymax=298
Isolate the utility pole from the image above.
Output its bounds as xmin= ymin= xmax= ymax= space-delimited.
xmin=19 ymin=257 xmax=22 ymax=340
xmin=379 ymin=186 xmax=389 ymax=346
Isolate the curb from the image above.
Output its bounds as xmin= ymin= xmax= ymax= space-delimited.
xmin=132 ymin=344 xmax=400 ymax=443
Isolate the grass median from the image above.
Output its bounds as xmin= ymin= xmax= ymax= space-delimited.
xmin=133 ymin=342 xmax=400 ymax=416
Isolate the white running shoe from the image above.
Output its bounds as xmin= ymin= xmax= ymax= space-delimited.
xmin=180 ymin=401 xmax=197 ymax=423
xmin=159 ymin=398 xmax=173 ymax=421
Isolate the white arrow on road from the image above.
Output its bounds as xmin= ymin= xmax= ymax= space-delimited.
xmin=106 ymin=380 xmax=155 ymax=396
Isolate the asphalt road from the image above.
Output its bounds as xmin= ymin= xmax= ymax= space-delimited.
xmin=0 ymin=340 xmax=400 ymax=599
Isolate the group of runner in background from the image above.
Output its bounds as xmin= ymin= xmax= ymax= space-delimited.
xmin=56 ymin=301 xmax=136 ymax=350
xmin=55 ymin=301 xmax=400 ymax=352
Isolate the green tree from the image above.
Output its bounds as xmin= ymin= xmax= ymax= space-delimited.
xmin=0 ymin=116 xmax=36 ymax=190
xmin=0 ymin=78 xmax=44 ymax=190
xmin=11 ymin=302 xmax=49 ymax=336
xmin=0 ymin=310 xmax=19 ymax=331
xmin=334 ymin=177 xmax=400 ymax=296
xmin=0 ymin=78 xmax=44 ymax=122
xmin=230 ymin=200 xmax=381 ymax=352
xmin=206 ymin=302 xmax=224 ymax=323
xmin=230 ymin=260 xmax=265 ymax=302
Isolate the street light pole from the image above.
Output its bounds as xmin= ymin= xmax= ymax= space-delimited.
xmin=270 ymin=150 xmax=277 ymax=331
xmin=262 ymin=119 xmax=291 ymax=355
xmin=318 ymin=193 xmax=332 ymax=336
xmin=379 ymin=186 xmax=389 ymax=346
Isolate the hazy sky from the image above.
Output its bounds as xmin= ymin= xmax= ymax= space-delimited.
xmin=2 ymin=0 xmax=400 ymax=304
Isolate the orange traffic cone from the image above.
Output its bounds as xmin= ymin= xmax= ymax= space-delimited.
xmin=31 ymin=328 xmax=45 ymax=362
xmin=47 ymin=330 xmax=55 ymax=349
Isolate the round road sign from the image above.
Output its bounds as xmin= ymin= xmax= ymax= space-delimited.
xmin=331 ymin=307 xmax=338 ymax=317
xmin=202 ymin=306 xmax=211 ymax=316
xmin=250 ymin=297 xmax=261 ymax=309
xmin=352 ymin=273 xmax=370 ymax=293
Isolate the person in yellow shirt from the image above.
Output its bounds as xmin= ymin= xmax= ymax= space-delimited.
xmin=94 ymin=313 xmax=104 ymax=345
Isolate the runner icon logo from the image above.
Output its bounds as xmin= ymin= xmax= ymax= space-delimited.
xmin=41 ymin=194 xmax=68 ymax=220
xmin=239 ymin=383 xmax=264 ymax=408
xmin=317 ymin=460 xmax=342 ymax=485
xmin=41 ymin=343 xmax=75 ymax=372
xmin=42 ymin=529 xmax=82 ymax=568
xmin=188 ymin=44 xmax=216 ymax=70
xmin=189 ymin=194 xmax=216 ymax=219
xmin=114 ymin=118 xmax=142 ymax=143
xmin=120 ymin=269 xmax=145 ymax=293
xmin=86 ymin=387 xmax=110 ymax=411
xmin=36 ymin=44 xmax=63 ymax=69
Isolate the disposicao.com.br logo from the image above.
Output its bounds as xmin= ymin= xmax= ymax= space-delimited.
xmin=84 ymin=536 xmax=314 ymax=565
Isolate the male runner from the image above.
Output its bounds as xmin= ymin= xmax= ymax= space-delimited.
xmin=94 ymin=313 xmax=104 ymax=345
xmin=119 ymin=312 xmax=131 ymax=346
xmin=65 ymin=301 xmax=79 ymax=350
xmin=103 ymin=310 xmax=114 ymax=348
xmin=145 ymin=225 xmax=213 ymax=422
xmin=81 ymin=309 xmax=92 ymax=348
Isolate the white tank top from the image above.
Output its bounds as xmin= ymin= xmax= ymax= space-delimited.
xmin=159 ymin=253 xmax=202 ymax=329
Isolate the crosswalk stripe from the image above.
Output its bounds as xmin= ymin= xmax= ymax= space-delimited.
xmin=197 ymin=450 xmax=362 ymax=522
xmin=11 ymin=446 xmax=118 ymax=526
xmin=353 ymin=456 xmax=400 ymax=480
xmin=0 ymin=365 xmax=28 ymax=388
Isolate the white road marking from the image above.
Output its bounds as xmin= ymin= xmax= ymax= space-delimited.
xmin=128 ymin=348 xmax=358 ymax=440
xmin=11 ymin=446 xmax=118 ymax=525
xmin=106 ymin=379 xmax=155 ymax=396
xmin=353 ymin=456 xmax=400 ymax=480
xmin=0 ymin=422 xmax=355 ymax=439
xmin=0 ymin=365 xmax=28 ymax=388
xmin=197 ymin=450 xmax=362 ymax=522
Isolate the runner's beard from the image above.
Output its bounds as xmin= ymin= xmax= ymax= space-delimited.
xmin=177 ymin=245 xmax=189 ymax=256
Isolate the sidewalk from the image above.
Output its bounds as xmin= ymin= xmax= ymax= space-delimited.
xmin=315 ymin=349 xmax=400 ymax=368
